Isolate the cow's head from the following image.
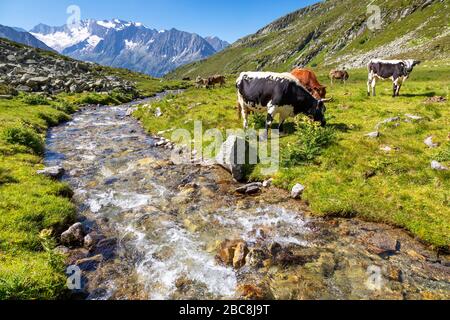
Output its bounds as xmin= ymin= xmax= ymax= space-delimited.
xmin=405 ymin=60 xmax=421 ymax=73
xmin=312 ymin=85 xmax=327 ymax=100
xmin=310 ymin=100 xmax=327 ymax=126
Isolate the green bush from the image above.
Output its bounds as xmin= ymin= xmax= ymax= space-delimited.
xmin=21 ymin=94 xmax=50 ymax=106
xmin=0 ymin=83 xmax=18 ymax=96
xmin=434 ymin=142 xmax=450 ymax=162
xmin=2 ymin=126 xmax=44 ymax=155
xmin=282 ymin=115 xmax=336 ymax=166
xmin=248 ymin=112 xmax=266 ymax=129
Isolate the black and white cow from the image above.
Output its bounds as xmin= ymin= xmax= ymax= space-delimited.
xmin=367 ymin=59 xmax=421 ymax=97
xmin=236 ymin=72 xmax=327 ymax=134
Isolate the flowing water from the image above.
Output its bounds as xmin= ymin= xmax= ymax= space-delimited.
xmin=45 ymin=93 xmax=450 ymax=300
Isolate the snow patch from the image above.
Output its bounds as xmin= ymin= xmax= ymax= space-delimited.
xmin=31 ymin=27 xmax=91 ymax=52
xmin=125 ymin=39 xmax=140 ymax=50
xmin=97 ymin=20 xmax=117 ymax=29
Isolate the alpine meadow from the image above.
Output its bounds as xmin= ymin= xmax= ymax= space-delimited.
xmin=0 ymin=0 xmax=449 ymax=303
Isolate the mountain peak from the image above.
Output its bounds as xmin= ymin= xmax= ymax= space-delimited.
xmin=27 ymin=19 xmax=228 ymax=77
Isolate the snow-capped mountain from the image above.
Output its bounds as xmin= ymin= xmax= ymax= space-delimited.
xmin=0 ymin=24 xmax=54 ymax=51
xmin=29 ymin=19 xmax=228 ymax=77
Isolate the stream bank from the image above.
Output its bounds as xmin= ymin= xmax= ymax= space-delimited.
xmin=46 ymin=93 xmax=450 ymax=300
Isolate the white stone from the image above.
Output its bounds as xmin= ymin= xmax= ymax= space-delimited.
xmin=291 ymin=184 xmax=305 ymax=199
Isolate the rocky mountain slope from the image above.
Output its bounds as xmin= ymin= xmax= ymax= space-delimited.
xmin=29 ymin=19 xmax=228 ymax=77
xmin=167 ymin=0 xmax=449 ymax=79
xmin=205 ymin=36 xmax=230 ymax=52
xmin=0 ymin=38 xmax=135 ymax=95
xmin=0 ymin=24 xmax=54 ymax=51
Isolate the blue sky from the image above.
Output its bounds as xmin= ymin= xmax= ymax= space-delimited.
xmin=0 ymin=0 xmax=319 ymax=42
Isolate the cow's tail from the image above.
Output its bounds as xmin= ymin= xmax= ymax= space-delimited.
xmin=237 ymin=100 xmax=242 ymax=120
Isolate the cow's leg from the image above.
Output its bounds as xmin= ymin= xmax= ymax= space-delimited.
xmin=266 ymin=101 xmax=277 ymax=137
xmin=393 ymin=81 xmax=398 ymax=98
xmin=371 ymin=78 xmax=377 ymax=97
xmin=278 ymin=119 xmax=285 ymax=133
xmin=243 ymin=108 xmax=249 ymax=129
xmin=395 ymin=77 xmax=404 ymax=97
xmin=367 ymin=76 xmax=372 ymax=96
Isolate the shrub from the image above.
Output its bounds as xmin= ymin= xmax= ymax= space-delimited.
xmin=0 ymin=83 xmax=18 ymax=96
xmin=2 ymin=126 xmax=44 ymax=155
xmin=248 ymin=112 xmax=266 ymax=129
xmin=282 ymin=115 xmax=336 ymax=166
xmin=434 ymin=142 xmax=450 ymax=162
xmin=21 ymin=94 xmax=50 ymax=105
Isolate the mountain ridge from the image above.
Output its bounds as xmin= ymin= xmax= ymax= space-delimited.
xmin=166 ymin=0 xmax=449 ymax=79
xmin=0 ymin=24 xmax=55 ymax=51
xmin=28 ymin=19 xmax=229 ymax=77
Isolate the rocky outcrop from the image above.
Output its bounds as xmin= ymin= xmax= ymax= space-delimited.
xmin=61 ymin=223 xmax=85 ymax=247
xmin=215 ymin=135 xmax=256 ymax=182
xmin=0 ymin=38 xmax=136 ymax=95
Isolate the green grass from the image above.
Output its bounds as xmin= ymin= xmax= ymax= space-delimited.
xmin=136 ymin=64 xmax=450 ymax=249
xmin=0 ymin=96 xmax=79 ymax=299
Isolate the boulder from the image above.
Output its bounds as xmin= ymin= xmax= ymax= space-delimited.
xmin=217 ymin=239 xmax=249 ymax=268
xmin=235 ymin=182 xmax=262 ymax=195
xmin=424 ymin=136 xmax=438 ymax=148
xmin=405 ymin=114 xmax=423 ymax=121
xmin=154 ymin=107 xmax=163 ymax=117
xmin=291 ymin=183 xmax=305 ymax=199
xmin=26 ymin=76 xmax=50 ymax=88
xmin=92 ymin=238 xmax=117 ymax=260
xmin=365 ymin=131 xmax=380 ymax=138
xmin=84 ymin=232 xmax=105 ymax=249
xmin=431 ymin=161 xmax=448 ymax=171
xmin=245 ymin=248 xmax=267 ymax=268
xmin=75 ymin=254 xmax=103 ymax=272
xmin=37 ymin=166 xmax=65 ymax=179
xmin=233 ymin=242 xmax=249 ymax=269
xmin=61 ymin=223 xmax=85 ymax=247
xmin=375 ymin=117 xmax=400 ymax=129
xmin=16 ymin=85 xmax=31 ymax=92
xmin=215 ymin=135 xmax=256 ymax=182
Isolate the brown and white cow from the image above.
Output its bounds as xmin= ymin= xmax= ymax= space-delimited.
xmin=329 ymin=69 xmax=349 ymax=85
xmin=208 ymin=75 xmax=226 ymax=88
xmin=291 ymin=68 xmax=327 ymax=100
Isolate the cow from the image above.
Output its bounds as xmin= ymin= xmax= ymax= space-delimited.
xmin=236 ymin=72 xmax=327 ymax=135
xmin=367 ymin=59 xmax=421 ymax=97
xmin=195 ymin=76 xmax=211 ymax=88
xmin=329 ymin=69 xmax=349 ymax=85
xmin=291 ymin=68 xmax=327 ymax=99
xmin=208 ymin=75 xmax=226 ymax=88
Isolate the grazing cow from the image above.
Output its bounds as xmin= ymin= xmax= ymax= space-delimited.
xmin=367 ymin=59 xmax=421 ymax=97
xmin=329 ymin=69 xmax=349 ymax=85
xmin=236 ymin=72 xmax=327 ymax=134
xmin=182 ymin=77 xmax=191 ymax=81
xmin=208 ymin=75 xmax=226 ymax=88
xmin=291 ymin=68 xmax=327 ymax=99
xmin=195 ymin=76 xmax=211 ymax=88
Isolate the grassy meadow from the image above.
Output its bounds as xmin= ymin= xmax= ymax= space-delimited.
xmin=135 ymin=62 xmax=450 ymax=248
xmin=0 ymin=95 xmax=77 ymax=299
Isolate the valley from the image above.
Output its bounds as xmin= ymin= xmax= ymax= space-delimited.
xmin=0 ymin=0 xmax=448 ymax=301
